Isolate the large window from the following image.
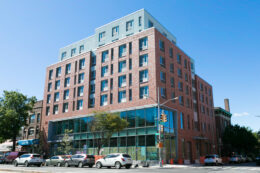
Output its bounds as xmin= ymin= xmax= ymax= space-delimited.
xmin=29 ymin=114 xmax=35 ymax=124
xmin=126 ymin=20 xmax=133 ymax=31
xmin=77 ymin=100 xmax=83 ymax=110
xmin=118 ymin=90 xmax=126 ymax=103
xmin=139 ymin=37 xmax=148 ymax=50
xmin=101 ymin=66 xmax=108 ymax=77
xmin=180 ymin=112 xmax=184 ymax=129
xmin=65 ymin=64 xmax=71 ymax=74
xmin=101 ymin=80 xmax=108 ymax=91
xmin=79 ymin=58 xmax=85 ymax=70
xmin=112 ymin=26 xmax=119 ymax=37
xmin=47 ymin=94 xmax=51 ymax=104
xmin=102 ymin=50 xmax=109 ymax=63
xmin=159 ymin=40 xmax=164 ymax=51
xmin=53 ymin=105 xmax=58 ymax=114
xmin=99 ymin=31 xmax=105 ymax=42
xmin=64 ymin=90 xmax=69 ymax=100
xmin=49 ymin=70 xmax=53 ymax=80
xmin=54 ymin=92 xmax=59 ymax=102
xmin=161 ymin=87 xmax=166 ymax=98
xmin=64 ymin=77 xmax=70 ymax=87
xmin=28 ymin=128 xmax=34 ymax=136
xmin=136 ymin=109 xmax=145 ymax=127
xmin=78 ymin=86 xmax=84 ymax=97
xmin=56 ymin=67 xmax=61 ymax=77
xmin=118 ymin=60 xmax=127 ymax=73
xmin=160 ymin=56 xmax=165 ymax=67
xmin=55 ymin=80 xmax=60 ymax=90
xmin=71 ymin=48 xmax=76 ymax=56
xmin=160 ymin=71 xmax=166 ymax=83
xmin=118 ymin=75 xmax=126 ymax=88
xmin=78 ymin=73 xmax=84 ymax=83
xmin=100 ymin=94 xmax=108 ymax=106
xmin=63 ymin=103 xmax=69 ymax=113
xmin=139 ymin=70 xmax=148 ymax=83
xmin=177 ymin=54 xmax=182 ymax=64
xmin=48 ymin=83 xmax=52 ymax=92
xmin=139 ymin=54 xmax=148 ymax=67
xmin=119 ymin=44 xmax=126 ymax=57
xmin=140 ymin=86 xmax=149 ymax=99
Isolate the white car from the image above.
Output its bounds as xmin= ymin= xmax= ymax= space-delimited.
xmin=13 ymin=154 xmax=43 ymax=167
xmin=204 ymin=154 xmax=222 ymax=166
xmin=96 ymin=153 xmax=132 ymax=169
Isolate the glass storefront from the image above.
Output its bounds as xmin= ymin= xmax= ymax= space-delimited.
xmin=49 ymin=106 xmax=177 ymax=161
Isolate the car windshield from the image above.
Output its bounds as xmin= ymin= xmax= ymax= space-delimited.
xmin=123 ymin=154 xmax=131 ymax=158
xmin=61 ymin=156 xmax=69 ymax=159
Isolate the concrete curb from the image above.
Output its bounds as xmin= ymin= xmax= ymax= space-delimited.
xmin=0 ymin=168 xmax=49 ymax=173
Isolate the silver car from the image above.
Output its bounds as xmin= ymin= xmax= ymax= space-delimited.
xmin=64 ymin=154 xmax=95 ymax=168
xmin=96 ymin=153 xmax=132 ymax=169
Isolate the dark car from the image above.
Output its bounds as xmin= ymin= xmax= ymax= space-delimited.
xmin=45 ymin=155 xmax=70 ymax=167
xmin=256 ymin=156 xmax=260 ymax=166
xmin=5 ymin=151 xmax=27 ymax=164
xmin=64 ymin=154 xmax=95 ymax=168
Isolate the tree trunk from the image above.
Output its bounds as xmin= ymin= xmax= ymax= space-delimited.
xmin=12 ymin=135 xmax=16 ymax=151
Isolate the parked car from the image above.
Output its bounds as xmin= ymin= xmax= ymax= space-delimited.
xmin=0 ymin=156 xmax=5 ymax=164
xmin=256 ymin=156 xmax=260 ymax=166
xmin=13 ymin=153 xmax=43 ymax=167
xmin=229 ymin=155 xmax=242 ymax=164
xmin=204 ymin=154 xmax=222 ymax=166
xmin=5 ymin=151 xmax=27 ymax=164
xmin=96 ymin=153 xmax=132 ymax=169
xmin=45 ymin=155 xmax=70 ymax=167
xmin=64 ymin=154 xmax=95 ymax=168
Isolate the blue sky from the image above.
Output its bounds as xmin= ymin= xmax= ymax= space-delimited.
xmin=0 ymin=0 xmax=259 ymax=131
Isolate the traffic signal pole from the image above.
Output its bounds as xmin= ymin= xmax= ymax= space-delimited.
xmin=157 ymin=87 xmax=163 ymax=168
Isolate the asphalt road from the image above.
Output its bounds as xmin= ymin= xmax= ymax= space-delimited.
xmin=0 ymin=163 xmax=259 ymax=173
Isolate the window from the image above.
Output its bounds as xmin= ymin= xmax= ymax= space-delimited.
xmin=91 ymin=56 xmax=96 ymax=65
xmin=185 ymin=86 xmax=189 ymax=95
xmin=47 ymin=94 xmax=51 ymax=104
xmin=179 ymin=96 xmax=184 ymax=105
xmin=160 ymin=56 xmax=165 ymax=67
xmin=178 ymin=81 xmax=183 ymax=91
xmin=78 ymin=73 xmax=84 ymax=83
xmin=48 ymin=83 xmax=52 ymax=92
xmin=77 ymin=100 xmax=83 ymax=110
xmin=110 ymin=93 xmax=113 ymax=104
xmin=89 ymin=97 xmax=95 ymax=108
xmin=118 ymin=60 xmax=127 ymax=72
xmin=119 ymin=44 xmax=126 ymax=57
xmin=101 ymin=66 xmax=108 ymax=77
xmin=37 ymin=113 xmax=40 ymax=123
xmin=138 ymin=16 xmax=142 ymax=26
xmin=160 ymin=71 xmax=166 ymax=83
xmin=139 ymin=54 xmax=148 ymax=67
xmin=171 ymin=92 xmax=176 ymax=103
xmin=49 ymin=70 xmax=53 ymax=80
xmin=91 ymin=70 xmax=96 ymax=80
xmin=65 ymin=64 xmax=71 ymax=74
xmin=112 ymin=26 xmax=119 ymax=37
xmin=171 ymin=77 xmax=175 ymax=87
xmin=126 ymin=20 xmax=133 ymax=31
xmin=161 ymin=87 xmax=166 ymax=98
xmin=129 ymin=42 xmax=132 ymax=54
xmin=186 ymin=98 xmax=190 ymax=108
xmin=140 ymin=86 xmax=149 ymax=99
xmin=56 ymin=67 xmax=61 ymax=77
xmin=102 ymin=50 xmax=109 ymax=63
xmin=159 ymin=40 xmax=165 ymax=51
xmin=55 ymin=80 xmax=60 ymax=90
xmin=129 ymin=89 xmax=132 ymax=101
xmin=177 ymin=54 xmax=182 ymax=64
xmin=63 ymin=103 xmax=69 ymax=113
xmin=180 ymin=112 xmax=184 ymax=129
xmin=139 ymin=37 xmax=148 ymax=50
xmin=78 ymin=86 xmax=84 ymax=96
xmin=169 ymin=48 xmax=173 ymax=58
xmin=148 ymin=20 xmax=153 ymax=28
xmin=46 ymin=107 xmax=50 ymax=116
xmin=90 ymin=84 xmax=95 ymax=93
xmin=129 ymin=59 xmax=132 ymax=70
xmin=79 ymin=58 xmax=85 ymax=70
xmin=99 ymin=31 xmax=105 ymax=41
xmin=110 ymin=78 xmax=113 ymax=89
xmin=184 ymin=59 xmax=188 ymax=69
xmin=139 ymin=69 xmax=148 ymax=83
xmin=110 ymin=64 xmax=113 ymax=74
xmin=200 ymin=83 xmax=203 ymax=91
xmin=64 ymin=77 xmax=70 ymax=87
xmin=118 ymin=75 xmax=126 ymax=88
xmin=100 ymin=94 xmax=108 ymax=106
xmin=53 ymin=105 xmax=58 ymax=114
xmin=64 ymin=90 xmax=69 ymax=100
xmin=61 ymin=52 xmax=66 ymax=59
xmin=54 ymin=92 xmax=60 ymax=102
xmin=170 ymin=63 xmax=174 ymax=73
xmin=71 ymin=48 xmax=76 ymax=56
xmin=30 ymin=114 xmax=35 ymax=124
xmin=187 ymin=115 xmax=190 ymax=129
xmin=79 ymin=45 xmax=84 ymax=53
xmin=118 ymin=90 xmax=126 ymax=103
xmin=177 ymin=68 xmax=182 ymax=78
xmin=185 ymin=73 xmax=188 ymax=81
xmin=129 ymin=74 xmax=132 ymax=86
xmin=28 ymin=128 xmax=34 ymax=136
xmin=101 ymin=80 xmax=108 ymax=91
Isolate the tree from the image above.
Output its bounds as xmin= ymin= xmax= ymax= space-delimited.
xmin=222 ymin=124 xmax=258 ymax=156
xmin=0 ymin=91 xmax=36 ymax=151
xmin=57 ymin=129 xmax=72 ymax=155
xmin=91 ymin=111 xmax=128 ymax=155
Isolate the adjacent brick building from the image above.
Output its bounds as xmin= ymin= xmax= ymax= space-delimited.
xmin=41 ymin=9 xmax=217 ymax=163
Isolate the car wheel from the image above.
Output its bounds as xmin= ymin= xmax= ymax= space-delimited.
xmin=13 ymin=161 xmax=18 ymax=167
xmin=25 ymin=161 xmax=29 ymax=167
xmin=107 ymin=166 xmax=111 ymax=168
xmin=65 ymin=162 xmax=69 ymax=167
xmin=89 ymin=164 xmax=93 ymax=168
xmin=78 ymin=162 xmax=83 ymax=168
xmin=57 ymin=162 xmax=61 ymax=167
xmin=96 ymin=162 xmax=102 ymax=169
xmin=205 ymin=163 xmax=208 ymax=166
xmin=45 ymin=162 xmax=48 ymax=166
xmin=37 ymin=164 xmax=41 ymax=167
xmin=115 ymin=161 xmax=121 ymax=169
xmin=125 ymin=165 xmax=131 ymax=169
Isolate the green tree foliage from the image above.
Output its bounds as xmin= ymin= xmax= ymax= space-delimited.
xmin=57 ymin=129 xmax=72 ymax=155
xmin=223 ymin=124 xmax=259 ymax=156
xmin=91 ymin=111 xmax=128 ymax=155
xmin=0 ymin=91 xmax=36 ymax=151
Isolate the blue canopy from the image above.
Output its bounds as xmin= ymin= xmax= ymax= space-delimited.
xmin=17 ymin=139 xmax=39 ymax=146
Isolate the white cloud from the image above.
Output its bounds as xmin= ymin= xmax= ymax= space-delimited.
xmin=233 ymin=112 xmax=250 ymax=117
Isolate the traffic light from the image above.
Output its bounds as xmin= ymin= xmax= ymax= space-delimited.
xmin=160 ymin=113 xmax=168 ymax=122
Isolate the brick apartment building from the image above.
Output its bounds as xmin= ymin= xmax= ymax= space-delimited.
xmin=41 ymin=9 xmax=217 ymax=163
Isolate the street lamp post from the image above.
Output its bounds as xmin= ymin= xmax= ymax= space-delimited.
xmin=146 ymin=87 xmax=178 ymax=167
